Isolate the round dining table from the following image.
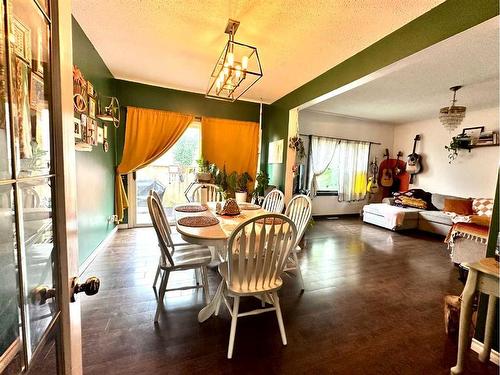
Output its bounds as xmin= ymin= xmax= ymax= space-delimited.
xmin=174 ymin=201 xmax=268 ymax=322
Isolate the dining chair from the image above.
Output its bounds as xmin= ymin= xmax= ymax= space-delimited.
xmin=190 ymin=183 xmax=223 ymax=203
xmin=217 ymin=213 xmax=297 ymax=358
xmin=284 ymin=194 xmax=312 ymax=290
xmin=149 ymin=189 xmax=199 ymax=288
xmin=261 ymin=189 xmax=285 ymax=213
xmin=147 ymin=194 xmax=212 ymax=322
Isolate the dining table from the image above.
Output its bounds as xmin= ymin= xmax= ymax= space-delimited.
xmin=174 ymin=201 xmax=268 ymax=322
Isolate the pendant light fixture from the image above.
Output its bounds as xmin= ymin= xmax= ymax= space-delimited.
xmin=206 ymin=19 xmax=263 ymax=102
xmin=439 ymin=86 xmax=466 ymax=132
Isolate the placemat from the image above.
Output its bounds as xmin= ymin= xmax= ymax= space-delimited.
xmin=175 ymin=205 xmax=208 ymax=213
xmin=256 ymin=217 xmax=285 ymax=225
xmin=239 ymin=203 xmax=261 ymax=210
xmin=178 ymin=216 xmax=219 ymax=227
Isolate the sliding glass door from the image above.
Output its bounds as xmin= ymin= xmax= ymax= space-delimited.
xmin=134 ymin=121 xmax=201 ymax=225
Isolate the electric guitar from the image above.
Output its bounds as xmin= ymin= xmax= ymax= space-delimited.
xmin=366 ymin=158 xmax=379 ymax=193
xmin=407 ymin=135 xmax=422 ymax=183
xmin=380 ymin=149 xmax=394 ymax=187
xmin=394 ymin=151 xmax=403 ymax=176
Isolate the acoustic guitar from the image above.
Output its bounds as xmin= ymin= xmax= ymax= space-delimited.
xmin=407 ymin=135 xmax=422 ymax=183
xmin=380 ymin=149 xmax=394 ymax=187
xmin=394 ymin=151 xmax=403 ymax=176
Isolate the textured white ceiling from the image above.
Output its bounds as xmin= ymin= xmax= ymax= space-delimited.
xmin=306 ymin=18 xmax=499 ymax=123
xmin=72 ymin=0 xmax=444 ymax=103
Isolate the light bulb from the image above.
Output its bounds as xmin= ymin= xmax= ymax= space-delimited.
xmin=242 ymin=55 xmax=248 ymax=70
xmin=235 ymin=65 xmax=241 ymax=79
xmin=227 ymin=52 xmax=234 ymax=67
xmin=223 ymin=67 xmax=229 ymax=77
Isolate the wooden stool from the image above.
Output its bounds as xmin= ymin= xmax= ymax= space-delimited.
xmin=451 ymin=258 xmax=499 ymax=374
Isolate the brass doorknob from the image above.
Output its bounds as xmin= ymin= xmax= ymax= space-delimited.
xmin=71 ymin=276 xmax=100 ymax=302
xmin=31 ymin=285 xmax=56 ymax=305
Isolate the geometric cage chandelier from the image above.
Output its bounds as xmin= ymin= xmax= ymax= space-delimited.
xmin=206 ymin=19 xmax=263 ymax=102
xmin=439 ymin=85 xmax=467 ymax=132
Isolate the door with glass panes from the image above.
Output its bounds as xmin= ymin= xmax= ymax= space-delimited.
xmin=0 ymin=0 xmax=84 ymax=373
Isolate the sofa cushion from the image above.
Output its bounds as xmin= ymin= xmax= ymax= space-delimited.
xmin=419 ymin=210 xmax=453 ymax=226
xmin=431 ymin=193 xmax=467 ymax=211
xmin=443 ymin=198 xmax=473 ymax=215
xmin=363 ymin=203 xmax=421 ymax=219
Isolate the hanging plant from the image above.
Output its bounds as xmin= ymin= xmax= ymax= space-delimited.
xmin=445 ymin=135 xmax=472 ymax=163
xmin=288 ymin=135 xmax=305 ymax=160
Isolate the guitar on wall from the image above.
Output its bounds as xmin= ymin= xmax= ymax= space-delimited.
xmin=406 ymin=135 xmax=422 ymax=183
xmin=366 ymin=158 xmax=379 ymax=194
xmin=380 ymin=149 xmax=394 ymax=188
xmin=394 ymin=151 xmax=404 ymax=176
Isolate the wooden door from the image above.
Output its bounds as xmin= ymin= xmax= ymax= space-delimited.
xmin=0 ymin=0 xmax=83 ymax=374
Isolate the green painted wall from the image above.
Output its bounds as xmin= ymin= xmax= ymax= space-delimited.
xmin=72 ymin=18 xmax=117 ymax=265
xmin=261 ymin=0 xmax=500 ymax=188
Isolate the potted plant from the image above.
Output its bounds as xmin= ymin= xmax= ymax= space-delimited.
xmin=196 ymin=158 xmax=212 ymax=182
xmin=235 ymin=172 xmax=253 ymax=202
xmin=251 ymin=170 xmax=269 ymax=204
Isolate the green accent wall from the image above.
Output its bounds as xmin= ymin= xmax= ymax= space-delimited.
xmin=261 ymin=0 xmax=500 ymax=188
xmin=72 ymin=18 xmax=117 ymax=265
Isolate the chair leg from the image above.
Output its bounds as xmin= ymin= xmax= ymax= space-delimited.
xmin=292 ymin=250 xmax=304 ymax=291
xmin=194 ymin=268 xmax=200 ymax=286
xmin=200 ymin=266 xmax=210 ymax=304
xmin=272 ymin=291 xmax=287 ymax=346
xmin=153 ymin=263 xmax=161 ymax=288
xmin=154 ymin=270 xmax=170 ymax=323
xmin=227 ymin=296 xmax=240 ymax=359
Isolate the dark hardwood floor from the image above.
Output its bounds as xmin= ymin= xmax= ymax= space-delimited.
xmin=80 ymin=217 xmax=498 ymax=374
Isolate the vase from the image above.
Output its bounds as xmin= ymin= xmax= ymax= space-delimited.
xmin=235 ymin=191 xmax=247 ymax=203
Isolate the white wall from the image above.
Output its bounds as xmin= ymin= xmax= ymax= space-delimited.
xmin=393 ymin=106 xmax=499 ymax=198
xmin=299 ymin=110 xmax=395 ymax=215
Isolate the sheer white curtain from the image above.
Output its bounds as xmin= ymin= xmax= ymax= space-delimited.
xmin=338 ymin=140 xmax=370 ymax=202
xmin=308 ymin=136 xmax=338 ymax=196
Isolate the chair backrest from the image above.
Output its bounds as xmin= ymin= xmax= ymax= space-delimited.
xmin=262 ymin=189 xmax=285 ymax=213
xmin=147 ymin=194 xmax=175 ymax=267
xmin=226 ymin=213 xmax=297 ymax=292
xmin=190 ymin=183 xmax=223 ymax=203
xmin=285 ymin=194 xmax=312 ymax=245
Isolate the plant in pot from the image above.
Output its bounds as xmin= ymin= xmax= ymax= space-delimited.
xmin=196 ymin=157 xmax=212 ymax=182
xmin=251 ymin=171 xmax=269 ymax=204
xmin=235 ymin=172 xmax=253 ymax=203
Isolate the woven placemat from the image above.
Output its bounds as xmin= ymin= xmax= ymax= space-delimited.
xmin=256 ymin=217 xmax=285 ymax=225
xmin=178 ymin=216 xmax=219 ymax=227
xmin=175 ymin=205 xmax=208 ymax=213
xmin=239 ymin=203 xmax=261 ymax=210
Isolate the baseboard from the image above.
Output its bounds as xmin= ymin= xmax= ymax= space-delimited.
xmin=117 ymin=223 xmax=129 ymax=230
xmin=79 ymin=226 xmax=117 ymax=276
xmin=471 ymin=338 xmax=500 ymax=365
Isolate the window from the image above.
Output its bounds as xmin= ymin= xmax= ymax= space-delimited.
xmin=315 ymin=148 xmax=340 ymax=194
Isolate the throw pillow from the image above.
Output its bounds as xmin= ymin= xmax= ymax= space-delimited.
xmin=472 ymin=198 xmax=494 ymax=217
xmin=393 ymin=189 xmax=435 ymax=210
xmin=443 ymin=198 xmax=473 ymax=215
xmin=400 ymin=196 xmax=428 ymax=209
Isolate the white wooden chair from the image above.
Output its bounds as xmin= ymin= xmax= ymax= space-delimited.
xmin=284 ymin=194 xmax=312 ymax=291
xmin=147 ymin=194 xmax=212 ymax=322
xmin=261 ymin=189 xmax=285 ymax=213
xmin=217 ymin=213 xmax=297 ymax=358
xmin=149 ymin=189 xmax=197 ymax=288
xmin=190 ymin=183 xmax=223 ymax=203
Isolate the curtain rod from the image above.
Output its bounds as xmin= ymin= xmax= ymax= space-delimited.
xmin=299 ymin=133 xmax=381 ymax=145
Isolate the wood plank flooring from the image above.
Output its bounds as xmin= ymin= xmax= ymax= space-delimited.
xmin=80 ymin=217 xmax=498 ymax=374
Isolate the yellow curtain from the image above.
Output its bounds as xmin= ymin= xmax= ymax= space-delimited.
xmin=115 ymin=107 xmax=193 ymax=221
xmin=201 ymin=117 xmax=259 ymax=182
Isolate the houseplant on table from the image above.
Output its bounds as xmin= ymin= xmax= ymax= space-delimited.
xmin=234 ymin=172 xmax=253 ymax=203
xmin=251 ymin=171 xmax=269 ymax=205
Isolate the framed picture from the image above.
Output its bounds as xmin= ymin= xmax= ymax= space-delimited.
xmin=86 ymin=118 xmax=98 ymax=146
xmin=34 ymin=31 xmax=44 ymax=76
xmin=12 ymin=18 xmax=31 ymax=65
xmin=88 ymin=97 xmax=96 ymax=119
xmin=268 ymin=139 xmax=284 ymax=164
xmin=74 ymin=117 xmax=81 ymax=139
xmin=87 ymin=80 xmax=95 ymax=97
xmin=461 ymin=126 xmax=484 ymax=140
xmin=97 ymin=126 xmax=104 ymax=144
xmin=80 ymin=113 xmax=87 ymax=142
xmin=29 ymin=72 xmax=44 ymax=110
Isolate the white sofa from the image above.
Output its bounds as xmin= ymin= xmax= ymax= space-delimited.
xmin=362 ymin=193 xmax=464 ymax=236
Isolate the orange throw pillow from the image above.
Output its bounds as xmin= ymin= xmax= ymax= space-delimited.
xmin=443 ymin=198 xmax=473 ymax=215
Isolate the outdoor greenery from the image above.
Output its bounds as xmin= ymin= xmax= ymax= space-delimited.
xmin=173 ymin=130 xmax=199 ymax=166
